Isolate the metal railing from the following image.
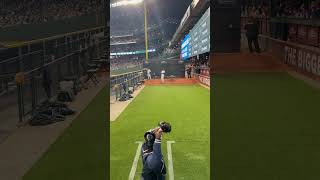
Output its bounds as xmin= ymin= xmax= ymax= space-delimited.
xmin=0 ymin=29 xmax=107 ymax=123
xmin=110 ymin=69 xmax=146 ymax=102
xmin=110 ymin=64 xmax=143 ymax=76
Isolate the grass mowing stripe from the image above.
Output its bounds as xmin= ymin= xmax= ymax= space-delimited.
xmin=212 ymin=72 xmax=320 ymax=180
xmin=23 ymin=87 xmax=108 ymax=180
xmin=111 ymin=85 xmax=210 ymax=180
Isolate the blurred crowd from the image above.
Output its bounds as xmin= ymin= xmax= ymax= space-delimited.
xmin=110 ymin=58 xmax=143 ymax=72
xmin=111 ymin=44 xmax=150 ymax=53
xmin=241 ymin=0 xmax=320 ymax=19
xmin=110 ymin=26 xmax=164 ymax=55
xmin=189 ymin=58 xmax=210 ymax=75
xmin=274 ymin=0 xmax=320 ymax=19
xmin=241 ymin=2 xmax=270 ymax=18
xmin=159 ymin=47 xmax=180 ymax=58
xmin=0 ymin=0 xmax=99 ymax=27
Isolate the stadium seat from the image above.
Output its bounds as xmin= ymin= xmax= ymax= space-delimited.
xmin=86 ymin=68 xmax=99 ymax=85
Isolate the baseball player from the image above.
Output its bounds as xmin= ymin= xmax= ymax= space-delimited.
xmin=160 ymin=69 xmax=165 ymax=83
xmin=147 ymin=69 xmax=152 ymax=80
xmin=141 ymin=127 xmax=166 ymax=180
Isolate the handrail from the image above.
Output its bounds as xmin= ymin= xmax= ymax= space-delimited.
xmin=0 ymin=33 xmax=106 ymax=68
xmin=0 ymin=73 xmax=16 ymax=80
xmin=270 ymin=17 xmax=320 ymax=27
xmin=110 ymin=73 xmax=144 ymax=90
xmin=111 ymin=69 xmax=144 ymax=78
xmin=4 ymin=26 xmax=105 ymax=48
xmin=117 ymin=74 xmax=142 ymax=85
xmin=0 ymin=50 xmax=43 ymax=65
xmin=193 ymin=72 xmax=210 ymax=78
xmin=0 ymin=37 xmax=105 ymax=79
xmin=0 ymin=52 xmax=78 ymax=80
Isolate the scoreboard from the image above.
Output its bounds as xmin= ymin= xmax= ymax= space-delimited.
xmin=181 ymin=7 xmax=210 ymax=60
xmin=190 ymin=7 xmax=210 ymax=56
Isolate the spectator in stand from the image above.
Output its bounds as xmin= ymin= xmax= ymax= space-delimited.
xmin=242 ymin=2 xmax=269 ymax=18
xmin=311 ymin=0 xmax=320 ymax=18
xmin=187 ymin=65 xmax=192 ymax=79
xmin=188 ymin=58 xmax=209 ymax=78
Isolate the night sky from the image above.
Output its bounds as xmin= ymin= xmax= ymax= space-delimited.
xmin=110 ymin=0 xmax=192 ymax=37
xmin=148 ymin=0 xmax=192 ymax=20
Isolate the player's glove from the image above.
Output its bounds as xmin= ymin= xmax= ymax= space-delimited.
xmin=159 ymin=121 xmax=171 ymax=133
xmin=143 ymin=121 xmax=172 ymax=150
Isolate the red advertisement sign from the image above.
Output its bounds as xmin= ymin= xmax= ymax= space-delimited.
xmin=197 ymin=75 xmax=210 ymax=87
xmin=284 ymin=45 xmax=320 ymax=77
xmin=307 ymin=26 xmax=319 ymax=47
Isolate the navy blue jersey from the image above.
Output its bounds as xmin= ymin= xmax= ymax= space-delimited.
xmin=141 ymin=139 xmax=166 ymax=180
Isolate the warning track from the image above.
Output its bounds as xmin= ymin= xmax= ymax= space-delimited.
xmin=145 ymin=78 xmax=197 ymax=86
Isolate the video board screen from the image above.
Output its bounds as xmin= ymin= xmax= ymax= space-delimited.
xmin=190 ymin=7 xmax=210 ymax=56
xmin=181 ymin=34 xmax=191 ymax=60
xmin=180 ymin=7 xmax=210 ymax=60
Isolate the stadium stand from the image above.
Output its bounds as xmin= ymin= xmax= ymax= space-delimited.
xmin=272 ymin=0 xmax=320 ymax=19
xmin=0 ymin=0 xmax=101 ymax=27
xmin=241 ymin=0 xmax=270 ymax=18
xmin=241 ymin=0 xmax=320 ymax=52
xmin=0 ymin=0 xmax=107 ymax=144
xmin=0 ymin=27 xmax=106 ymax=125
xmin=0 ymin=0 xmax=108 ymax=178
xmin=110 ymin=58 xmax=143 ymax=75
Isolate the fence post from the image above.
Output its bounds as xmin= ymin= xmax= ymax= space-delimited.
xmin=31 ymin=43 xmax=39 ymax=114
xmin=17 ymin=83 xmax=23 ymax=123
xmin=31 ymin=76 xmax=37 ymax=115
xmin=18 ymin=47 xmax=25 ymax=119
xmin=16 ymin=47 xmax=24 ymax=123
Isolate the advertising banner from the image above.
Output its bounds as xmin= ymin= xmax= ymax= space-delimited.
xmin=197 ymin=74 xmax=210 ymax=87
xmin=284 ymin=45 xmax=320 ymax=77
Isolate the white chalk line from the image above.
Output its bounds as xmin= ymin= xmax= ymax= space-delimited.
xmin=167 ymin=141 xmax=175 ymax=180
xmin=128 ymin=141 xmax=143 ymax=180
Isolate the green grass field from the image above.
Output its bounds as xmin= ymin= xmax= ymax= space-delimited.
xmin=18 ymin=72 xmax=320 ymax=179
xmin=23 ymin=87 xmax=108 ymax=180
xmin=213 ymin=72 xmax=320 ymax=180
xmin=111 ymin=85 xmax=210 ymax=180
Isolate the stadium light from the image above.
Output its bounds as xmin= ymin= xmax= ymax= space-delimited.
xmin=111 ymin=0 xmax=143 ymax=7
xmin=143 ymin=0 xmax=149 ymax=63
